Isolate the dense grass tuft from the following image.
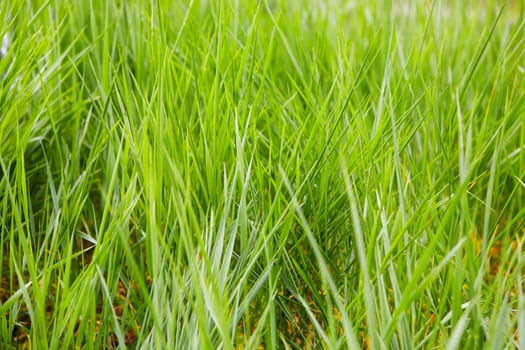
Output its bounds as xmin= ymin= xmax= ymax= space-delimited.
xmin=1 ymin=0 xmax=524 ymax=349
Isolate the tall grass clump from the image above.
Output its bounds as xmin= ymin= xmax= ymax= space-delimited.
xmin=1 ymin=0 xmax=524 ymax=348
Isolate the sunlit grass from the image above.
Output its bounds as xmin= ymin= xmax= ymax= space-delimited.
xmin=1 ymin=0 xmax=524 ymax=348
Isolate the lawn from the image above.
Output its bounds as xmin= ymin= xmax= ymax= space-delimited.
xmin=1 ymin=0 xmax=524 ymax=348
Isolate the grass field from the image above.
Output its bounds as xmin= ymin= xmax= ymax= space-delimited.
xmin=1 ymin=0 xmax=524 ymax=348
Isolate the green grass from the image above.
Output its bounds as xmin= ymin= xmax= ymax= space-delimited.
xmin=1 ymin=0 xmax=524 ymax=348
